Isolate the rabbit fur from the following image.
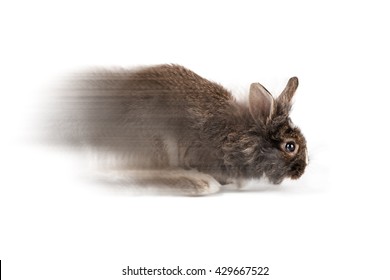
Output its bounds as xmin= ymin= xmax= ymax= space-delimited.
xmin=50 ymin=64 xmax=308 ymax=195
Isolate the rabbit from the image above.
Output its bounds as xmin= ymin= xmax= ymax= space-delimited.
xmin=49 ymin=64 xmax=308 ymax=195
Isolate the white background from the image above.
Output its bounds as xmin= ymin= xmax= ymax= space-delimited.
xmin=1 ymin=0 xmax=389 ymax=279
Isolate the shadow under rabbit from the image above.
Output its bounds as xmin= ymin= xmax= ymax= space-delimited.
xmin=84 ymin=169 xmax=317 ymax=197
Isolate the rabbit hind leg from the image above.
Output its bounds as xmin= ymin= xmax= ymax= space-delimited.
xmin=97 ymin=169 xmax=221 ymax=196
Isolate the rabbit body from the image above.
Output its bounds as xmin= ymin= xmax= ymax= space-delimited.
xmin=55 ymin=64 xmax=307 ymax=194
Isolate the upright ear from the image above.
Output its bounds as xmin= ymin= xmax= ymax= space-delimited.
xmin=249 ymin=83 xmax=275 ymax=124
xmin=278 ymin=77 xmax=299 ymax=104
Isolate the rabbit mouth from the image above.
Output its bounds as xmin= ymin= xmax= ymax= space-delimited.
xmin=290 ymin=172 xmax=303 ymax=179
xmin=289 ymin=163 xmax=305 ymax=179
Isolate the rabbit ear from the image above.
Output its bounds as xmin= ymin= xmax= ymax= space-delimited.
xmin=278 ymin=77 xmax=299 ymax=104
xmin=249 ymin=83 xmax=275 ymax=124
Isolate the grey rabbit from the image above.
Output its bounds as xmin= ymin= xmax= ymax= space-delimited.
xmin=50 ymin=64 xmax=308 ymax=195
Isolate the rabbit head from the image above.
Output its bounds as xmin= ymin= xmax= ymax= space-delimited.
xmin=248 ymin=77 xmax=307 ymax=183
xmin=223 ymin=77 xmax=307 ymax=184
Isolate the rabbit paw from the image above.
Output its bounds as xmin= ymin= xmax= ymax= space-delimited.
xmin=179 ymin=172 xmax=221 ymax=195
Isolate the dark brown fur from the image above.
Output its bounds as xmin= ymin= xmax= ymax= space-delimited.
xmin=51 ymin=64 xmax=307 ymax=194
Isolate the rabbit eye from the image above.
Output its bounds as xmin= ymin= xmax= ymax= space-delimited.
xmin=280 ymin=139 xmax=299 ymax=155
xmin=285 ymin=141 xmax=296 ymax=153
